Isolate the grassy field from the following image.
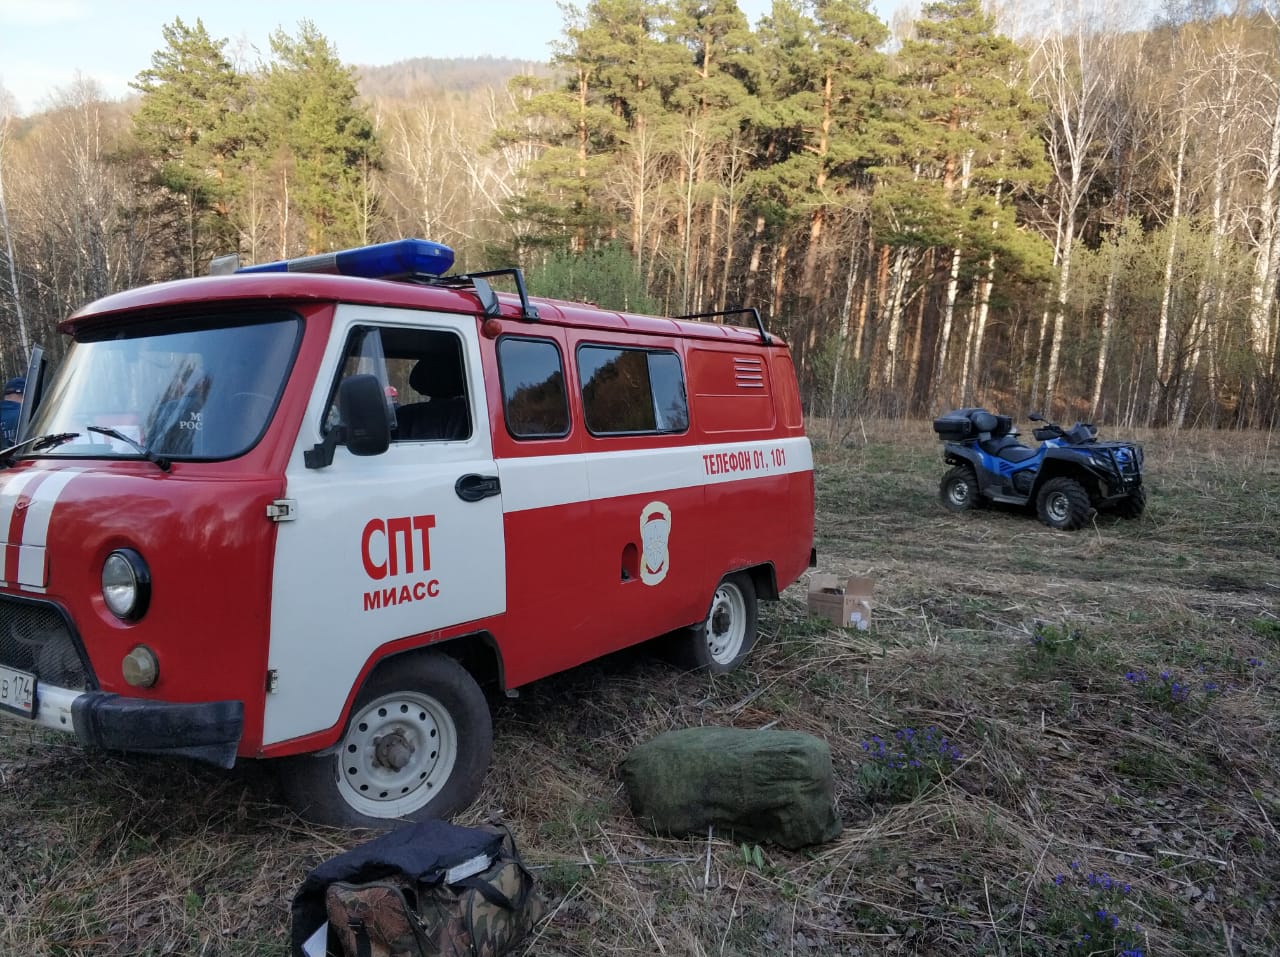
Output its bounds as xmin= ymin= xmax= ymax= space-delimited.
xmin=2 ymin=420 xmax=1277 ymax=956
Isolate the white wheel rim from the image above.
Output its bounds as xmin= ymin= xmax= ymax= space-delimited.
xmin=949 ymin=478 xmax=970 ymax=506
xmin=336 ymin=690 xmax=458 ymax=819
xmin=705 ymin=582 xmax=747 ymax=665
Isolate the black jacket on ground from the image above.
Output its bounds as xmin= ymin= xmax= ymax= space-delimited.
xmin=290 ymin=820 xmax=503 ymax=956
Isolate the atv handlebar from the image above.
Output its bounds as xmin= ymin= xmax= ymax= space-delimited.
xmin=1028 ymin=413 xmax=1096 ymax=445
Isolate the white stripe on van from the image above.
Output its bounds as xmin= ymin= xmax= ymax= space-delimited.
xmin=17 ymin=468 xmax=85 ymax=591
xmin=497 ymin=436 xmax=812 ymax=514
xmin=0 ymin=469 xmax=44 ymax=538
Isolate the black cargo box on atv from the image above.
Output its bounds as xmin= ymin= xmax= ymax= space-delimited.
xmin=932 ymin=412 xmax=974 ymax=441
xmin=933 ymin=408 xmax=1012 ymax=442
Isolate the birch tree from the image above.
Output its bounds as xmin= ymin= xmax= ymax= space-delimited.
xmin=1245 ymin=7 xmax=1280 ymax=366
xmin=1030 ymin=0 xmax=1123 ymax=415
xmin=0 ymin=87 xmax=29 ymax=371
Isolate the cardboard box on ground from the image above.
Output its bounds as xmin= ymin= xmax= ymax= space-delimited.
xmin=807 ymin=574 xmax=874 ymax=630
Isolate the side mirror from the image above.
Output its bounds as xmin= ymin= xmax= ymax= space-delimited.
xmin=304 ymin=373 xmax=391 ymax=469
xmin=340 ymin=374 xmax=392 ymax=457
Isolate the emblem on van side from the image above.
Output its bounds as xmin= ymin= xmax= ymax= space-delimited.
xmin=640 ymin=502 xmax=671 ymax=586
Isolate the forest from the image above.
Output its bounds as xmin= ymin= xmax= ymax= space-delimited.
xmin=1 ymin=0 xmax=1279 ymax=429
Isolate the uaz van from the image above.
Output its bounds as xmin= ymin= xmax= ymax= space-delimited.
xmin=0 ymin=239 xmax=815 ymax=826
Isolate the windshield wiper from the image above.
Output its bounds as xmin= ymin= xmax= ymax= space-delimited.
xmin=86 ymin=426 xmax=172 ymax=472
xmin=0 ymin=432 xmax=81 ymax=469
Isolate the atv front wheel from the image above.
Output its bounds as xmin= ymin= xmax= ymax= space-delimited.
xmin=940 ymin=465 xmax=982 ymax=512
xmin=1036 ymin=477 xmax=1092 ymax=530
xmin=1114 ymin=488 xmax=1146 ymax=519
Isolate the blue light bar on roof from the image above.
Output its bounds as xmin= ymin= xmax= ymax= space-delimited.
xmin=235 ymin=238 xmax=455 ymax=279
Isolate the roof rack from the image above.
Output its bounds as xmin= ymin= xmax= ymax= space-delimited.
xmin=427 ymin=268 xmax=540 ymax=321
xmin=676 ymin=307 xmax=770 ymax=345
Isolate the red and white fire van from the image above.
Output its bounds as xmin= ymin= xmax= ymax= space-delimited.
xmin=0 ymin=239 xmax=814 ymax=826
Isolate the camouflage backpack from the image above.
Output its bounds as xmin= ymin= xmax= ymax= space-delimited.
xmin=323 ymin=825 xmax=543 ymax=957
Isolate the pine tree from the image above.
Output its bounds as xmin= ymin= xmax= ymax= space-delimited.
xmin=747 ymin=0 xmax=887 ymax=383
xmin=259 ymin=21 xmax=381 ymax=254
xmin=872 ymin=0 xmax=1047 ymax=409
xmin=131 ymin=18 xmax=248 ymax=275
xmin=664 ymin=0 xmax=761 ymax=311
xmin=503 ymin=3 xmax=644 ymax=253
xmin=751 ymin=2 xmax=887 ymax=277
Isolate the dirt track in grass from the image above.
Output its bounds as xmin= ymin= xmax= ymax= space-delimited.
xmin=2 ymin=419 xmax=1277 ymax=955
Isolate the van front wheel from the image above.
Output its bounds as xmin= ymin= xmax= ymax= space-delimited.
xmin=682 ymin=573 xmax=758 ymax=674
xmin=277 ymin=652 xmax=492 ymax=828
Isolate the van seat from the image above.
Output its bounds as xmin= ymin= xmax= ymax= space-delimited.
xmin=395 ymin=353 xmax=470 ymax=441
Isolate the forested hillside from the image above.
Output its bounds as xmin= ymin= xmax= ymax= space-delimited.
xmin=1 ymin=0 xmax=1278 ymax=428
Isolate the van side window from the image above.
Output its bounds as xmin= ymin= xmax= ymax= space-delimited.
xmin=326 ymin=326 xmax=471 ymax=442
xmin=497 ymin=337 xmax=570 ymax=439
xmin=577 ymin=345 xmax=689 ymax=435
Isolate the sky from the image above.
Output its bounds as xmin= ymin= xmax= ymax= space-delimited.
xmin=0 ymin=0 xmax=899 ymax=116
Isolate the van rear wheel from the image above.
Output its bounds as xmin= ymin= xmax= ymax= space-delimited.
xmin=680 ymin=573 xmax=758 ymax=674
xmin=277 ymin=652 xmax=492 ymax=828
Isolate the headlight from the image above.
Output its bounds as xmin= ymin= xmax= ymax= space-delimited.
xmin=102 ymin=549 xmax=151 ymax=621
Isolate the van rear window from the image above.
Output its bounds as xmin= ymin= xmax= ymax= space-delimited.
xmin=497 ymin=337 xmax=570 ymax=439
xmin=577 ymin=346 xmax=688 ymax=435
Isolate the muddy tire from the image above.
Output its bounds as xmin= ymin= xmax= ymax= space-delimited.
xmin=939 ymin=465 xmax=982 ymax=512
xmin=277 ymin=652 xmax=492 ymax=828
xmin=1036 ymin=477 xmax=1092 ymax=531
xmin=1113 ymin=488 xmax=1146 ymax=519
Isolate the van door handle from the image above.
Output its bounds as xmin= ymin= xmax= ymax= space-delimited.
xmin=455 ymin=473 xmax=501 ymax=502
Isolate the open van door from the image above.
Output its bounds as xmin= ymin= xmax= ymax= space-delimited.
xmin=15 ymin=345 xmax=47 ymax=443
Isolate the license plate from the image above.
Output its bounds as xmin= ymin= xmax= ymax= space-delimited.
xmin=0 ymin=664 xmax=37 ymax=718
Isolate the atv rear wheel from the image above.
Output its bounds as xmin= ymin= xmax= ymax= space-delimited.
xmin=1114 ymin=488 xmax=1146 ymax=519
xmin=940 ymin=465 xmax=982 ymax=512
xmin=1036 ymin=477 xmax=1092 ymax=530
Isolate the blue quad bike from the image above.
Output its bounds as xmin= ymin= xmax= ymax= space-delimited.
xmin=932 ymin=408 xmax=1145 ymax=530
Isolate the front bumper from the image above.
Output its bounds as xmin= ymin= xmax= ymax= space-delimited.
xmin=1088 ymin=445 xmax=1144 ymax=496
xmin=20 ymin=682 xmax=243 ymax=768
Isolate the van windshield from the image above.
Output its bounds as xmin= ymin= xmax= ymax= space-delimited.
xmin=28 ymin=311 xmax=302 ymax=461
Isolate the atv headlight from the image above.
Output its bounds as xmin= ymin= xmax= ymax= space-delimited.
xmin=102 ymin=549 xmax=151 ymax=621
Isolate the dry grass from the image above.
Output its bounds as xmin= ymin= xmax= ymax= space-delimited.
xmin=2 ymin=420 xmax=1277 ymax=955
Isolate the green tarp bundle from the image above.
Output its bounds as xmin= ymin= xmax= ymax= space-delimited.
xmin=620 ymin=727 xmax=842 ymax=849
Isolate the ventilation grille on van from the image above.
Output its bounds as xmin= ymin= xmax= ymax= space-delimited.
xmin=0 ymin=597 xmax=92 ymax=691
xmin=734 ymin=357 xmax=765 ymax=389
